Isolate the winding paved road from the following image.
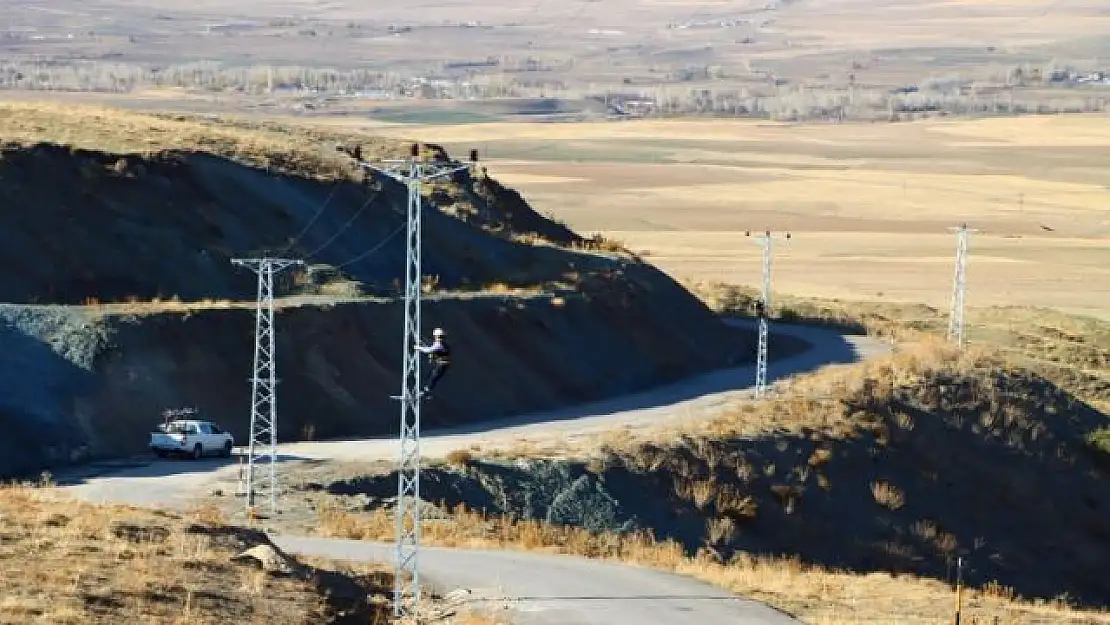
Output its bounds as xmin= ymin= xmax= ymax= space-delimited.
xmin=273 ymin=536 xmax=798 ymax=625
xmin=61 ymin=320 xmax=890 ymax=625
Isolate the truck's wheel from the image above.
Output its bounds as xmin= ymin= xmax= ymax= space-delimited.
xmin=221 ymin=440 xmax=233 ymax=458
xmin=192 ymin=443 xmax=203 ymax=460
xmin=154 ymin=450 xmax=168 ymax=459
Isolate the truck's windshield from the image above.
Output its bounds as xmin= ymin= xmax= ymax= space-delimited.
xmin=164 ymin=422 xmax=193 ymax=434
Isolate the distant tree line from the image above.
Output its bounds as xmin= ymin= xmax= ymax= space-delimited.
xmin=1 ymin=58 xmax=1107 ymax=122
xmin=0 ymin=60 xmax=402 ymax=94
xmin=632 ymin=86 xmax=1110 ymax=122
xmin=0 ymin=57 xmax=571 ymax=96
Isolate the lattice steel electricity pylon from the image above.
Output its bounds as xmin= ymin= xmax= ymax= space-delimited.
xmin=946 ymin=223 xmax=980 ymax=348
xmin=746 ymin=230 xmax=790 ymax=398
xmin=231 ymin=257 xmax=303 ymax=518
xmin=356 ymin=144 xmax=477 ymax=618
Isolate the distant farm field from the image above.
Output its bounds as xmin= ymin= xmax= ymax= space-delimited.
xmin=369 ymin=115 xmax=1110 ymax=319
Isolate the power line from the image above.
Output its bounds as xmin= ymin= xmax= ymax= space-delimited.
xmin=279 ymin=181 xmax=342 ymax=254
xmin=332 ymin=221 xmax=408 ymax=271
xmin=300 ymin=189 xmax=382 ymax=261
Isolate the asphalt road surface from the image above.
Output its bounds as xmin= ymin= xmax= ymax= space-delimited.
xmin=61 ymin=320 xmax=890 ymax=625
xmin=273 ymin=536 xmax=801 ymax=625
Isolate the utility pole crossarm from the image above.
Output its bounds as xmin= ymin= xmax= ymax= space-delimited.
xmin=357 ymin=146 xmax=477 ymax=183
xmin=421 ymin=164 xmax=472 ymax=181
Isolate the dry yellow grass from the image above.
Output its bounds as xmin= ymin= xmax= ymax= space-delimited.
xmin=0 ymin=483 xmax=509 ymax=625
xmin=444 ymin=449 xmax=475 ymax=468
xmin=628 ymin=232 xmax=1110 ymax=321
xmin=0 ymin=483 xmax=393 ymax=625
xmin=685 ymin=281 xmax=1110 ymax=413
xmin=316 ymin=503 xmax=1109 ymax=625
xmin=370 ymin=119 xmax=800 ymax=144
xmin=566 ymin=336 xmax=1105 ymax=464
xmin=482 ymin=336 xmax=994 ymax=461
xmin=926 ymin=115 xmax=1110 ymax=146
xmin=366 ymin=115 xmax=1110 ymax=147
xmin=0 ymin=100 xmax=399 ymax=181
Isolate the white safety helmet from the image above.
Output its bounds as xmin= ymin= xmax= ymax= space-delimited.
xmin=432 ymin=327 xmax=445 ymax=338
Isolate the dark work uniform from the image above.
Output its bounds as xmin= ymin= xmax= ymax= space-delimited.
xmin=420 ymin=339 xmax=451 ymax=392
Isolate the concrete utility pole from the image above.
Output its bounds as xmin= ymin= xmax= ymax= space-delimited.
xmin=357 ymin=143 xmax=478 ymax=619
xmin=946 ymin=223 xmax=980 ymax=348
xmin=231 ymin=257 xmax=303 ymax=518
xmin=746 ymin=230 xmax=790 ymax=398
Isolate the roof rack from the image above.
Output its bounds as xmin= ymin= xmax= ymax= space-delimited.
xmin=161 ymin=407 xmax=199 ymax=426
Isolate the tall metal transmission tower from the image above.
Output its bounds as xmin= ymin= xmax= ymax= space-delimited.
xmin=946 ymin=223 xmax=980 ymax=348
xmin=746 ymin=230 xmax=790 ymax=398
xmin=231 ymin=257 xmax=303 ymax=518
xmin=356 ymin=143 xmax=478 ymax=618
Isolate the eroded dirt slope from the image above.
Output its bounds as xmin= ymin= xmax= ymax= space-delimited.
xmin=0 ymin=105 xmax=749 ymax=476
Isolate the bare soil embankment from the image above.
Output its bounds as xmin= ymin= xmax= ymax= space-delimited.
xmin=0 ymin=103 xmax=763 ymax=477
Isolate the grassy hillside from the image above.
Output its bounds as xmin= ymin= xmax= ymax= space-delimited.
xmin=0 ymin=102 xmax=751 ymax=476
xmin=308 ymin=339 xmax=1110 ymax=623
xmin=295 ymin=297 xmax=1110 ymax=624
xmin=0 ymin=102 xmax=600 ymax=304
xmin=688 ymin=281 xmax=1110 ymax=413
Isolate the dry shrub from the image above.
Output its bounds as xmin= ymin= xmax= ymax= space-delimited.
xmin=675 ymin=479 xmax=717 ymax=510
xmin=808 ymin=448 xmax=833 ymax=467
xmin=870 ymin=481 xmax=906 ymax=510
xmin=910 ymin=519 xmax=938 ymax=541
xmin=983 ymin=580 xmax=1017 ymax=601
xmin=575 ymin=233 xmax=630 ymax=254
xmin=707 ymin=515 xmax=739 ymax=545
xmin=770 ymin=483 xmax=803 ymax=514
xmin=444 ymin=449 xmax=474 ymax=468
xmin=1086 ymin=427 xmax=1110 ymax=459
xmin=714 ymin=483 xmax=758 ymax=518
xmin=187 ymin=502 xmax=227 ymax=525
xmin=421 ymin=274 xmax=441 ymax=294
xmin=511 ymin=232 xmax=553 ymax=247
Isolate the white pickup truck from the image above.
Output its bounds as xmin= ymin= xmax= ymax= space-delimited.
xmin=150 ymin=419 xmax=234 ymax=460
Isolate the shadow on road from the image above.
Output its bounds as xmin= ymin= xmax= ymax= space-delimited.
xmin=54 ymin=452 xmax=317 ymax=486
